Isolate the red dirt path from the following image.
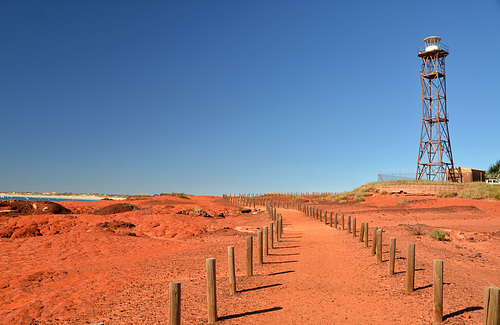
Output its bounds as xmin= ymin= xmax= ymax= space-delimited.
xmin=0 ymin=193 xmax=499 ymax=324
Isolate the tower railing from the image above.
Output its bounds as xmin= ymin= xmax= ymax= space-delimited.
xmin=417 ymin=43 xmax=449 ymax=54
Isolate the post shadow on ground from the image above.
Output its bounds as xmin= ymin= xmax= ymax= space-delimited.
xmin=280 ymin=239 xmax=301 ymax=243
xmin=380 ymin=255 xmax=410 ymax=262
xmin=268 ymin=252 xmax=299 ymax=256
xmin=267 ymin=270 xmax=295 ymax=276
xmin=393 ymin=268 xmax=425 ymax=275
xmin=443 ymin=306 xmax=482 ymax=321
xmin=238 ymin=283 xmax=282 ymax=293
xmin=414 ymin=282 xmax=450 ymax=291
xmin=265 ymin=260 xmax=298 ymax=264
xmin=281 ymin=233 xmax=303 ymax=237
xmin=273 ymin=245 xmax=300 ymax=249
xmin=218 ymin=306 xmax=283 ymax=321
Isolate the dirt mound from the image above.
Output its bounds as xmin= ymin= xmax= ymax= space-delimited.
xmin=92 ymin=203 xmax=139 ymax=215
xmin=96 ymin=220 xmax=135 ymax=230
xmin=0 ymin=200 xmax=72 ymax=215
xmin=96 ymin=220 xmax=136 ymax=236
xmin=0 ymin=221 xmax=42 ymax=238
xmin=176 ymin=208 xmax=225 ymax=218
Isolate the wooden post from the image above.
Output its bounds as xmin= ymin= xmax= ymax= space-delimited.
xmin=341 ymin=214 xmax=345 ymax=230
xmin=364 ymin=222 xmax=369 ymax=247
xmin=484 ymin=286 xmax=500 ymax=325
xmin=334 ymin=213 xmax=338 ymax=229
xmin=433 ymin=259 xmax=443 ymax=324
xmin=371 ymin=226 xmax=378 ymax=255
xmin=406 ymin=243 xmax=415 ymax=294
xmin=376 ymin=229 xmax=383 ymax=264
xmin=275 ymin=216 xmax=280 ymax=242
xmin=359 ymin=221 xmax=365 ymax=242
xmin=206 ymin=258 xmax=217 ymax=323
xmin=263 ymin=226 xmax=269 ymax=256
xmin=279 ymin=214 xmax=283 ymax=238
xmin=246 ymin=236 xmax=253 ymax=276
xmin=257 ymin=231 xmax=263 ymax=265
xmin=329 ymin=212 xmax=333 ymax=227
xmin=169 ymin=282 xmax=181 ymax=325
xmin=352 ymin=217 xmax=357 ymax=237
xmin=269 ymin=222 xmax=274 ymax=249
xmin=228 ymin=247 xmax=236 ymax=295
xmin=324 ymin=211 xmax=327 ymax=225
xmin=388 ymin=237 xmax=396 ymax=276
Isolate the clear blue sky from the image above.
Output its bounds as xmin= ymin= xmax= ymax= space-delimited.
xmin=1 ymin=1 xmax=499 ymax=195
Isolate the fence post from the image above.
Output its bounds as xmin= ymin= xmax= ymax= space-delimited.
xmin=352 ymin=218 xmax=357 ymax=237
xmin=433 ymin=259 xmax=443 ymax=324
xmin=341 ymin=214 xmax=345 ymax=230
xmin=334 ymin=213 xmax=338 ymax=229
xmin=276 ymin=216 xmax=280 ymax=242
xmin=406 ymin=243 xmax=415 ymax=294
xmin=246 ymin=236 xmax=253 ymax=276
xmin=228 ymin=247 xmax=236 ymax=295
xmin=388 ymin=237 xmax=396 ymax=276
xmin=484 ymin=286 xmax=500 ymax=325
xmin=359 ymin=221 xmax=365 ymax=242
xmin=206 ymin=258 xmax=217 ymax=323
xmin=347 ymin=215 xmax=351 ymax=233
xmin=364 ymin=222 xmax=369 ymax=247
xmin=376 ymin=229 xmax=383 ymax=264
xmin=257 ymin=231 xmax=263 ymax=265
xmin=279 ymin=214 xmax=283 ymax=238
xmin=169 ymin=282 xmax=181 ymax=325
xmin=329 ymin=212 xmax=333 ymax=227
xmin=269 ymin=222 xmax=274 ymax=249
xmin=263 ymin=226 xmax=269 ymax=256
xmin=371 ymin=226 xmax=378 ymax=256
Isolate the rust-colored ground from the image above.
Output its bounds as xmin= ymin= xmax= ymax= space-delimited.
xmin=0 ymin=193 xmax=499 ymax=324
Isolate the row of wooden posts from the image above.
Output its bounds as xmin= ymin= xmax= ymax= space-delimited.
xmin=291 ymin=201 xmax=499 ymax=325
xmin=223 ymin=195 xmax=301 ymax=211
xmin=168 ymin=203 xmax=283 ymax=324
xmin=169 ymin=197 xmax=499 ymax=324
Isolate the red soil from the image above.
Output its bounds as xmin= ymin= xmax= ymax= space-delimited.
xmin=0 ymin=193 xmax=498 ymax=324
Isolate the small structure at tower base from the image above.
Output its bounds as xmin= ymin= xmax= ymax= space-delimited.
xmin=447 ymin=167 xmax=485 ymax=183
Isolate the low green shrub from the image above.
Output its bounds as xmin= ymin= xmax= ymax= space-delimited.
xmin=168 ymin=192 xmax=191 ymax=199
xmin=428 ymin=227 xmax=446 ymax=241
xmin=354 ymin=194 xmax=365 ymax=202
xmin=402 ymin=217 xmax=425 ymax=236
xmin=457 ymin=184 xmax=500 ymax=200
xmin=436 ymin=190 xmax=458 ymax=198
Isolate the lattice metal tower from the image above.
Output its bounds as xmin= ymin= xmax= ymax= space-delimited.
xmin=416 ymin=36 xmax=457 ymax=181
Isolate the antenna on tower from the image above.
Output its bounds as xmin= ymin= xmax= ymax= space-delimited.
xmin=416 ymin=36 xmax=458 ymax=182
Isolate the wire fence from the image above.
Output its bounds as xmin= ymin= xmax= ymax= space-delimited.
xmin=377 ymin=172 xmax=415 ymax=182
